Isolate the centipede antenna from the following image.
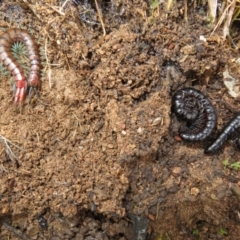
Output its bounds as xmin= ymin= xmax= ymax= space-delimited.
xmin=27 ymin=86 xmax=33 ymax=106
xmin=15 ymin=102 xmax=23 ymax=115
xmin=12 ymin=83 xmax=16 ymax=94
xmin=34 ymin=87 xmax=39 ymax=98
xmin=20 ymin=103 xmax=24 ymax=114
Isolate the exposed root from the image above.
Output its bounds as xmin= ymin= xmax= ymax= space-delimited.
xmin=94 ymin=0 xmax=106 ymax=37
xmin=0 ymin=135 xmax=23 ymax=166
xmin=3 ymin=221 xmax=31 ymax=240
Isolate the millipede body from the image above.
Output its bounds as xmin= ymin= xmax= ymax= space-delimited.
xmin=172 ymin=88 xmax=217 ymax=142
xmin=205 ymin=113 xmax=240 ymax=154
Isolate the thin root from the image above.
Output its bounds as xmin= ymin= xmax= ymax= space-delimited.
xmin=0 ymin=135 xmax=23 ymax=166
xmin=94 ymin=0 xmax=106 ymax=37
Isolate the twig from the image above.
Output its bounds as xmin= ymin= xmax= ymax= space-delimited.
xmin=166 ymin=0 xmax=174 ymax=11
xmin=94 ymin=0 xmax=106 ymax=36
xmin=22 ymin=0 xmax=42 ymax=21
xmin=46 ymin=0 xmax=72 ymax=16
xmin=59 ymin=0 xmax=71 ymax=13
xmin=223 ymin=0 xmax=236 ymax=39
xmin=3 ymin=221 xmax=31 ymax=240
xmin=46 ymin=3 xmax=65 ymax=16
xmin=208 ymin=0 xmax=217 ymax=23
xmin=211 ymin=0 xmax=235 ymax=36
xmin=0 ymin=135 xmax=22 ymax=164
xmin=184 ymin=0 xmax=188 ymax=23
xmin=44 ymin=38 xmax=52 ymax=89
xmin=46 ymin=3 xmax=66 ymax=16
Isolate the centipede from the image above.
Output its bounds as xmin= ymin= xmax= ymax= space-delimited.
xmin=205 ymin=113 xmax=240 ymax=154
xmin=172 ymin=88 xmax=217 ymax=141
xmin=0 ymin=28 xmax=41 ymax=104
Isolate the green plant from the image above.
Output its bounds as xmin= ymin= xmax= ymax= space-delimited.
xmin=222 ymin=159 xmax=229 ymax=169
xmin=230 ymin=161 xmax=240 ymax=171
xmin=151 ymin=0 xmax=158 ymax=10
xmin=218 ymin=226 xmax=227 ymax=235
xmin=192 ymin=229 xmax=199 ymax=236
xmin=148 ymin=0 xmax=159 ymax=23
xmin=222 ymin=159 xmax=240 ymax=171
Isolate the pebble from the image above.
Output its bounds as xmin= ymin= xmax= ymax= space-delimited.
xmin=172 ymin=166 xmax=182 ymax=174
xmin=137 ymin=127 xmax=144 ymax=134
xmin=152 ymin=117 xmax=163 ymax=126
xmin=190 ymin=187 xmax=200 ymax=196
xmin=230 ymin=184 xmax=240 ymax=198
xmin=168 ymin=185 xmax=179 ymax=193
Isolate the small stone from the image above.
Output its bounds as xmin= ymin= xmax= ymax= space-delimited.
xmin=230 ymin=184 xmax=240 ymax=198
xmin=210 ymin=193 xmax=218 ymax=200
xmin=121 ymin=130 xmax=127 ymax=135
xmin=168 ymin=43 xmax=175 ymax=50
xmin=190 ymin=187 xmax=200 ymax=196
xmin=172 ymin=167 xmax=182 ymax=174
xmin=168 ymin=185 xmax=178 ymax=193
xmin=180 ymin=45 xmax=195 ymax=55
xmin=148 ymin=213 xmax=155 ymax=221
xmin=174 ymin=136 xmax=182 ymax=141
xmin=112 ymin=43 xmax=122 ymax=50
xmin=152 ymin=117 xmax=163 ymax=126
xmin=27 ymin=226 xmax=39 ymax=239
xmin=137 ymin=127 xmax=144 ymax=134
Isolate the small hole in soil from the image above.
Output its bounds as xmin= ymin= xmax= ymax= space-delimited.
xmin=86 ymin=51 xmax=93 ymax=59
xmin=196 ymin=219 xmax=207 ymax=226
xmin=185 ymin=70 xmax=197 ymax=83
xmin=162 ymin=59 xmax=179 ymax=68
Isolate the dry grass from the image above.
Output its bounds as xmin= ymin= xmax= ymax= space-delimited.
xmin=210 ymin=0 xmax=239 ymax=39
xmin=0 ymin=135 xmax=23 ymax=166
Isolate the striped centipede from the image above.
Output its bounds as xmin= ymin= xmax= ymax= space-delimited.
xmin=172 ymin=88 xmax=217 ymax=141
xmin=0 ymin=28 xmax=41 ymax=104
xmin=205 ymin=113 xmax=240 ymax=154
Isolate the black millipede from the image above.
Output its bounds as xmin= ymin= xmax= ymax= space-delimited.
xmin=172 ymin=88 xmax=217 ymax=142
xmin=205 ymin=113 xmax=240 ymax=154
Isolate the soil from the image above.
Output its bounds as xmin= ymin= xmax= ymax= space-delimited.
xmin=0 ymin=0 xmax=240 ymax=239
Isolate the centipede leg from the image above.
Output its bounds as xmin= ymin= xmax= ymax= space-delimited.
xmin=0 ymin=28 xmax=41 ymax=106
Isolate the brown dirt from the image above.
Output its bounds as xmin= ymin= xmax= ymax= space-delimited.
xmin=0 ymin=0 xmax=240 ymax=239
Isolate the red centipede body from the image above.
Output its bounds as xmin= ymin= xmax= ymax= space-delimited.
xmin=0 ymin=28 xmax=41 ymax=103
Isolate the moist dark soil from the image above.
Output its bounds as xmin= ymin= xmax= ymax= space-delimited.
xmin=0 ymin=0 xmax=240 ymax=239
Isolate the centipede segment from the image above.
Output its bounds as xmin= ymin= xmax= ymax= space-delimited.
xmin=172 ymin=88 xmax=217 ymax=142
xmin=205 ymin=113 xmax=240 ymax=154
xmin=0 ymin=28 xmax=41 ymax=104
